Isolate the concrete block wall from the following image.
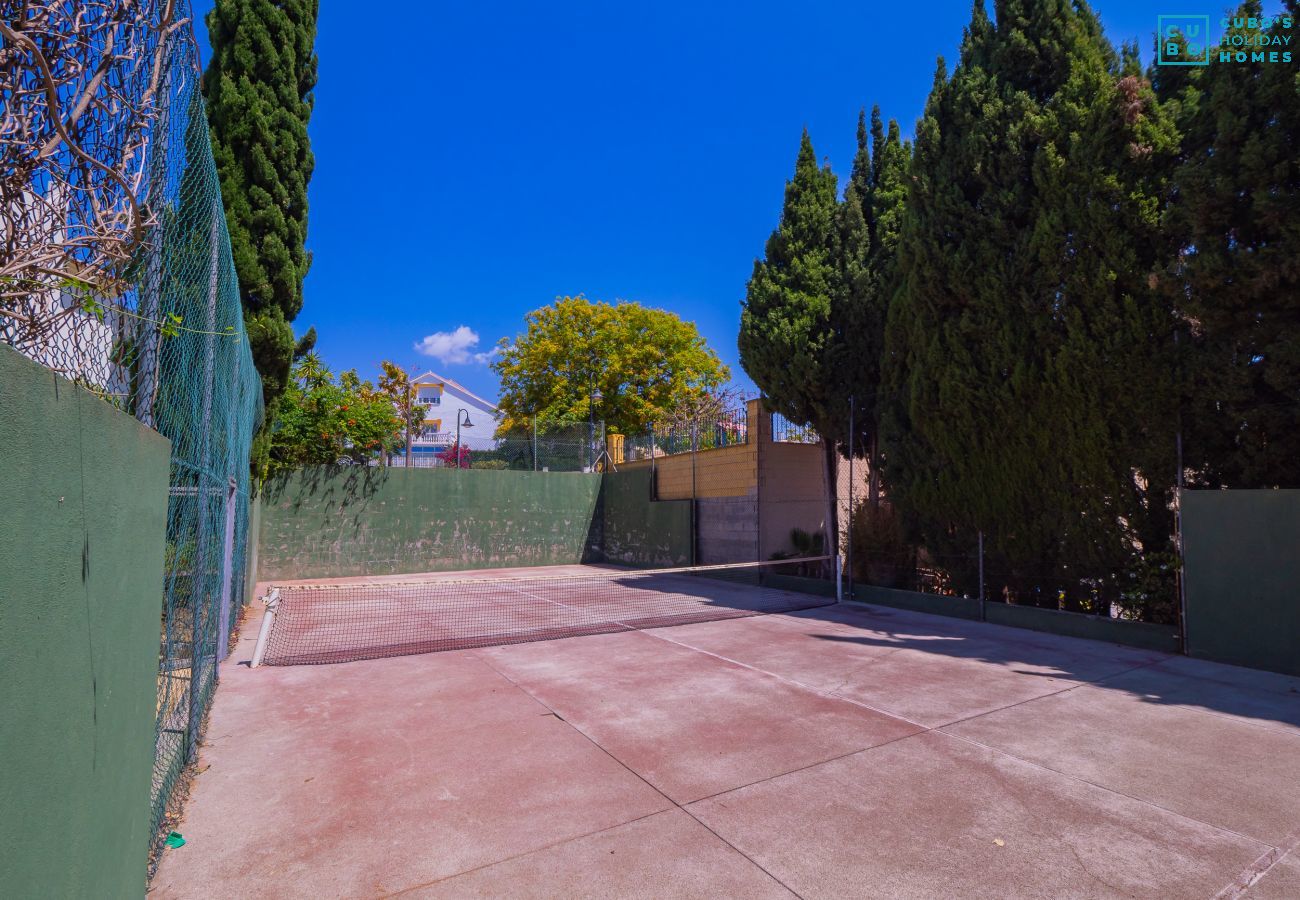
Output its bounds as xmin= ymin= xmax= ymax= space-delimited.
xmin=697 ymin=497 xmax=761 ymax=564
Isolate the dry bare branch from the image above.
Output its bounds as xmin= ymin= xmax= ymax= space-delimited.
xmin=0 ymin=1 xmax=182 ymax=373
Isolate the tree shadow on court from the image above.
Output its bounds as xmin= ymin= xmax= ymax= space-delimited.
xmin=793 ymin=603 xmax=1300 ymax=731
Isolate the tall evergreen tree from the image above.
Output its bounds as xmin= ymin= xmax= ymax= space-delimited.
xmin=869 ymin=114 xmax=909 ymax=299
xmin=883 ymin=0 xmax=1180 ymax=615
xmin=1158 ymin=1 xmax=1300 ymax=488
xmin=741 ymin=131 xmax=843 ymax=430
xmin=743 ymin=116 xmax=912 ymax=551
xmin=202 ymin=0 xmax=319 ymax=411
xmin=837 ymin=111 xmax=874 ymax=457
xmin=740 ymin=130 xmax=846 ymax=547
xmin=841 ymin=106 xmax=910 ymax=503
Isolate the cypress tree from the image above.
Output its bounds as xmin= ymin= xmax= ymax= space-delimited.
xmin=740 ymin=130 xmax=845 ymax=547
xmin=740 ymin=130 xmax=842 ymax=430
xmin=869 ymin=111 xmax=909 ymax=289
xmin=743 ymin=115 xmax=914 ymax=559
xmin=883 ymin=0 xmax=1180 ymax=615
xmin=1160 ymin=1 xmax=1300 ymax=488
xmin=837 ymin=111 xmax=874 ymax=455
xmin=202 ymin=0 xmax=319 ymax=410
xmin=840 ymin=107 xmax=910 ymax=503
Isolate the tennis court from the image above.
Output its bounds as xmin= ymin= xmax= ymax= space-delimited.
xmin=253 ymin=559 xmax=837 ymax=666
xmin=152 ymin=565 xmax=1300 ymax=898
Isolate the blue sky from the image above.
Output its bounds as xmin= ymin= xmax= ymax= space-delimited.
xmin=189 ymin=0 xmax=1191 ymax=401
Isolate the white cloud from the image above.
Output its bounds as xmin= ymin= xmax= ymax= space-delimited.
xmin=414 ymin=325 xmax=499 ymax=365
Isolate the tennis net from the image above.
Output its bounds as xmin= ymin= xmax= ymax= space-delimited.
xmin=252 ymin=556 xmax=836 ymax=666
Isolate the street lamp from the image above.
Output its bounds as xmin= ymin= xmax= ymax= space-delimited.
xmin=455 ymin=408 xmax=474 ymax=470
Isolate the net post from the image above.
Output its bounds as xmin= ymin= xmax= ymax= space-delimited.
xmin=836 ymin=555 xmax=843 ymax=602
xmin=250 ymin=588 xmax=280 ymax=669
xmin=846 ymin=395 xmax=854 ymax=603
xmin=690 ymin=420 xmax=698 ymax=566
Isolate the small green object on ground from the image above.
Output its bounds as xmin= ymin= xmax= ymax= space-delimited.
xmin=165 ymin=832 xmax=186 ymax=849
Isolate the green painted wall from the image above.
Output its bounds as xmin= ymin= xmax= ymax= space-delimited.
xmin=759 ymin=572 xmax=839 ymax=598
xmin=0 ymin=345 xmax=171 ymax=898
xmin=258 ymin=467 xmax=604 ymax=580
xmin=1183 ymin=490 xmax=1300 ymax=676
xmin=601 ymin=469 xmax=692 ymax=567
xmin=852 ymin=585 xmax=984 ymax=620
xmin=984 ymin=602 xmax=1180 ymax=653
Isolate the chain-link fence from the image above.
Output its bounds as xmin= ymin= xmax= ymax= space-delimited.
xmin=477 ymin=421 xmax=601 ymax=472
xmin=612 ymin=397 xmax=1179 ymax=623
xmin=0 ymin=2 xmax=262 ymax=858
xmin=385 ymin=420 xmax=601 ymax=471
xmin=833 ymin=397 xmax=1180 ymax=625
xmin=844 ymin=506 xmax=1181 ymax=623
xmin=623 ymin=405 xmax=750 ymax=461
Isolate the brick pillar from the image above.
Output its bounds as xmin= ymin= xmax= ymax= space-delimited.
xmin=749 ymin=397 xmax=771 ymax=444
xmin=751 ymin=397 xmax=767 ymax=561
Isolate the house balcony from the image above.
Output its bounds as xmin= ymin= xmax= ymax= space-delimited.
xmin=413 ymin=431 xmax=456 ymax=446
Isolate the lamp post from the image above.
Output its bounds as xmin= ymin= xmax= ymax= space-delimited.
xmin=455 ymin=408 xmax=474 ymax=470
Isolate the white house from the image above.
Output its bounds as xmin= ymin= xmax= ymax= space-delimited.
xmin=1 ymin=183 xmax=133 ymax=401
xmin=400 ymin=370 xmax=503 ymax=464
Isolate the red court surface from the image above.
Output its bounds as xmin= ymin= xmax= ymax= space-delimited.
xmin=151 ymin=571 xmax=1300 ymax=899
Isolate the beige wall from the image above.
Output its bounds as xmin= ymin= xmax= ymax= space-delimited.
xmin=611 ymin=399 xmax=872 ymax=563
xmin=615 ymin=400 xmax=760 ymax=501
xmin=758 ymin=441 xmax=826 ymax=558
xmin=619 ymin=444 xmax=757 ymax=499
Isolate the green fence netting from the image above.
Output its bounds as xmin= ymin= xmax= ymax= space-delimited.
xmin=0 ymin=2 xmax=262 ymax=856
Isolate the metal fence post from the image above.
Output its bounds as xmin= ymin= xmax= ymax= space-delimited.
xmin=216 ymin=477 xmax=237 ymax=662
xmin=187 ymin=207 xmax=221 ymax=764
xmin=754 ymin=400 xmax=763 ymax=569
xmin=649 ymin=425 xmax=657 ymax=499
xmin=847 ymin=396 xmax=854 ymax=603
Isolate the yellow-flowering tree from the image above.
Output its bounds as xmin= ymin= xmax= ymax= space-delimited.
xmin=493 ymin=296 xmax=729 ymax=435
